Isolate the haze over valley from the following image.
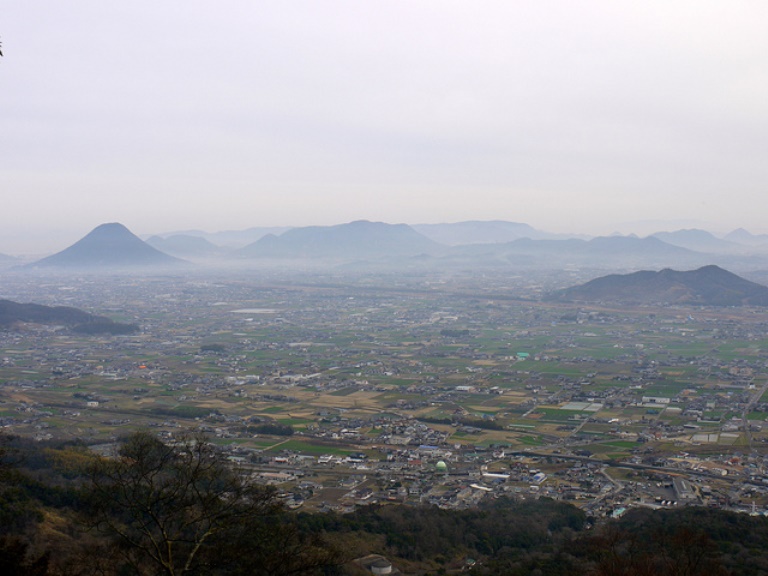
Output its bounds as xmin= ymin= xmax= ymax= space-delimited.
xmin=5 ymin=1 xmax=768 ymax=574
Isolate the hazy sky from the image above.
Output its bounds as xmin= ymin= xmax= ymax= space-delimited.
xmin=3 ymin=1 xmax=768 ymax=253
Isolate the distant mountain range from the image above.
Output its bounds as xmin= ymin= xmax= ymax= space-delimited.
xmin=548 ymin=265 xmax=768 ymax=306
xmin=30 ymin=223 xmax=184 ymax=269
xmin=147 ymin=222 xmax=768 ymax=253
xmin=0 ymin=299 xmax=139 ymax=334
xmin=13 ymin=220 xmax=768 ymax=273
xmin=151 ymin=226 xmax=293 ymax=248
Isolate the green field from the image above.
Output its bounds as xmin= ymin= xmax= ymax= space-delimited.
xmin=266 ymin=440 xmax=352 ymax=456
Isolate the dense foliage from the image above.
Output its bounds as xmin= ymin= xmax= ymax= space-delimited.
xmin=0 ymin=432 xmax=339 ymax=576
xmin=2 ymin=432 xmax=768 ymax=575
xmin=297 ymin=500 xmax=767 ymax=575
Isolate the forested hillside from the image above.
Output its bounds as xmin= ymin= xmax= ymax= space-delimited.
xmin=1 ymin=432 xmax=767 ymax=575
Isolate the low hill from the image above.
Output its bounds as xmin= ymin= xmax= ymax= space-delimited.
xmin=31 ymin=223 xmax=185 ymax=269
xmin=239 ymin=220 xmax=443 ymax=259
xmin=0 ymin=299 xmax=139 ymax=334
xmin=548 ymin=265 xmax=768 ymax=306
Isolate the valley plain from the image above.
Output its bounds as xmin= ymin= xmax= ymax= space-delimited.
xmin=3 ymin=268 xmax=768 ymax=518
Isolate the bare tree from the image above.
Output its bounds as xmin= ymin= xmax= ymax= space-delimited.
xmin=87 ymin=431 xmax=279 ymax=576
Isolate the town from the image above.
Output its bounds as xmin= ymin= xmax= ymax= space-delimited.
xmin=2 ymin=268 xmax=768 ymax=521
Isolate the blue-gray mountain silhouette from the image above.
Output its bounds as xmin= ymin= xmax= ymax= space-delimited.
xmin=32 ymin=223 xmax=183 ymax=268
xmin=724 ymin=228 xmax=768 ymax=247
xmin=651 ymin=229 xmax=744 ymax=254
xmin=238 ymin=220 xmax=443 ymax=259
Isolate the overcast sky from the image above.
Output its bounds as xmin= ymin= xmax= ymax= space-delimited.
xmin=3 ymin=1 xmax=768 ymax=253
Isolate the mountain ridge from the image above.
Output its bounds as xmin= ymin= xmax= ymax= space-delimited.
xmin=238 ymin=220 xmax=444 ymax=259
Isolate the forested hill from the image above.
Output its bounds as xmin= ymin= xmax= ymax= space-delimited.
xmin=1 ymin=432 xmax=767 ymax=575
xmin=0 ymin=299 xmax=138 ymax=334
xmin=549 ymin=265 xmax=768 ymax=306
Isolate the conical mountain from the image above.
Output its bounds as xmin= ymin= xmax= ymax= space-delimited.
xmin=32 ymin=223 xmax=184 ymax=269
